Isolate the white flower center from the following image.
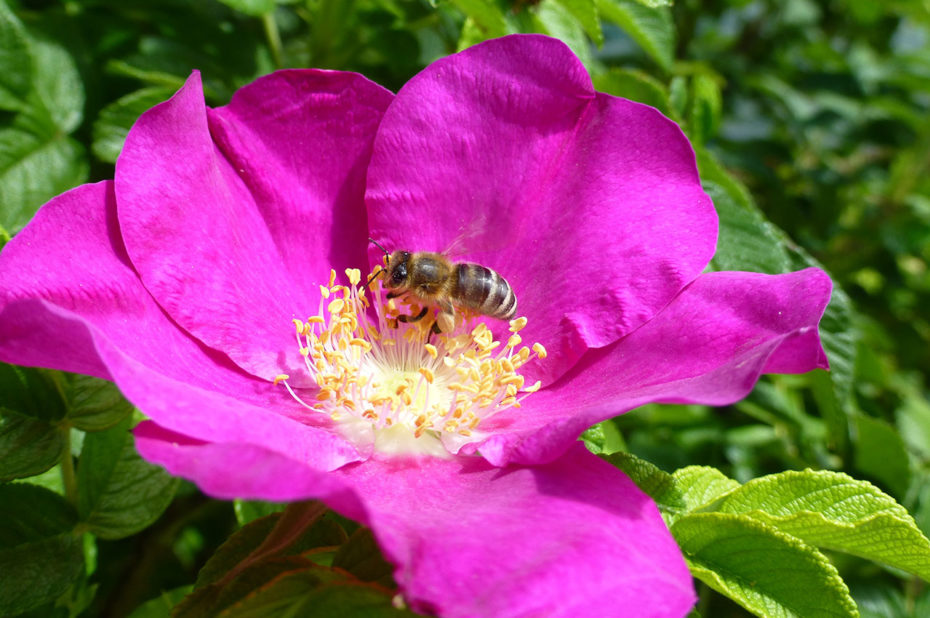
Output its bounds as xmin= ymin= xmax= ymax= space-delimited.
xmin=276 ymin=268 xmax=546 ymax=457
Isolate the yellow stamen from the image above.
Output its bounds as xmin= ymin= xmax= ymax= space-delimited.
xmin=278 ymin=268 xmax=546 ymax=453
xmin=524 ymin=380 xmax=542 ymax=393
xmin=532 ymin=342 xmax=548 ymax=359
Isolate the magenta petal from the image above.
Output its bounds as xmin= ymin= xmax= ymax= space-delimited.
xmin=208 ymin=70 xmax=393 ymax=302
xmin=115 ymin=71 xmax=389 ymax=384
xmin=135 ymin=429 xmax=694 ymax=618
xmin=366 ymin=34 xmax=716 ymax=384
xmin=134 ymin=422 xmax=365 ymax=503
xmin=342 ymin=444 xmax=695 ymax=618
xmin=0 ymin=182 xmax=128 ymax=380
xmin=0 ymin=181 xmax=359 ymax=470
xmin=476 ymin=268 xmax=832 ymax=466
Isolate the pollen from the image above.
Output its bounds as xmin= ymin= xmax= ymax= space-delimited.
xmin=277 ymin=268 xmax=546 ymax=455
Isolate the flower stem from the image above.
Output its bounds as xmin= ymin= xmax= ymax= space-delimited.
xmin=60 ymin=424 xmax=78 ymax=506
xmin=262 ymin=11 xmax=283 ymax=69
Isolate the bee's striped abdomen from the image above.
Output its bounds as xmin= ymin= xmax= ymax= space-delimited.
xmin=455 ymin=263 xmax=517 ymax=320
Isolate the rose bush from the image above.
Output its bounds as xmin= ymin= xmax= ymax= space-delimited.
xmin=0 ymin=35 xmax=831 ymax=617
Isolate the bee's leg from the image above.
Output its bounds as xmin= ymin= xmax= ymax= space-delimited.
xmin=397 ymin=306 xmax=429 ymax=323
xmin=427 ymin=320 xmax=442 ymax=344
xmin=435 ymin=302 xmax=455 ymax=334
xmin=386 ymin=291 xmax=405 ymax=300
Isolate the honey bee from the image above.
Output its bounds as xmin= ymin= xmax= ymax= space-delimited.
xmin=368 ymin=239 xmax=517 ymax=335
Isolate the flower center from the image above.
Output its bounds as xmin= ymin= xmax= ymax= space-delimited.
xmin=276 ymin=268 xmax=546 ymax=457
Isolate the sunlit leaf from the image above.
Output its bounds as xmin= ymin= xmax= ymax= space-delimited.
xmin=592 ymin=67 xmax=671 ymax=115
xmin=553 ymin=0 xmax=603 ymax=46
xmin=597 ymin=0 xmax=674 ymax=71
xmin=717 ymin=469 xmax=930 ymax=581
xmin=0 ymin=0 xmax=31 ymax=111
xmin=674 ymin=513 xmax=858 ymax=618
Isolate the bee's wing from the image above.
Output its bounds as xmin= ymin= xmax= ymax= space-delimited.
xmin=442 ymin=212 xmax=511 ymax=260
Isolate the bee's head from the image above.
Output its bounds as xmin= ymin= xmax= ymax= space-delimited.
xmin=367 ymin=238 xmax=407 ymax=289
xmin=385 ymin=251 xmax=411 ymax=289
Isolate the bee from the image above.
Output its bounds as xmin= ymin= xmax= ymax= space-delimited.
xmin=368 ymin=239 xmax=517 ymax=335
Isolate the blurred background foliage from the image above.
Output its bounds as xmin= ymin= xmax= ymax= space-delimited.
xmin=0 ymin=0 xmax=929 ymax=616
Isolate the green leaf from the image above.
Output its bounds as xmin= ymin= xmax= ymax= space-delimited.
xmin=76 ymin=418 xmax=179 ymax=539
xmin=0 ymin=122 xmax=88 ymax=233
xmin=668 ymin=75 xmax=687 ymax=119
xmin=0 ymin=482 xmax=77 ymax=546
xmin=897 ymin=394 xmax=930 ymax=459
xmin=553 ymin=0 xmax=603 ymax=46
xmin=716 ymin=469 xmax=930 ymax=581
xmin=217 ymin=0 xmax=276 ymax=16
xmin=532 ymin=0 xmax=594 ymax=67
xmin=195 ymin=504 xmax=344 ymax=589
xmin=0 ymin=413 xmax=64 ymax=481
xmin=0 ymin=363 xmax=66 ymax=421
xmin=694 ymin=147 xmax=753 ymax=210
xmin=180 ymin=504 xmax=351 ymax=617
xmin=788 ymin=242 xmax=858 ymax=408
xmin=592 ymin=67 xmax=671 ymax=115
xmin=671 ymin=466 xmax=741 ymax=511
xmin=63 ymin=374 xmax=134 ymax=432
xmin=332 ymin=528 xmax=394 ymax=585
xmin=852 ymin=414 xmax=911 ymax=498
xmin=127 ymin=586 xmax=193 ymax=618
xmin=28 ymin=33 xmax=84 ymax=133
xmin=0 ymin=0 xmax=32 ymax=111
xmin=92 ymin=87 xmax=175 ymax=164
xmin=817 ymin=285 xmax=856 ymax=407
xmin=452 ymin=0 xmax=507 ymax=40
xmin=25 ymin=464 xmax=64 ymax=495
xmin=597 ymin=0 xmax=674 ymax=72
xmin=601 ymin=452 xmax=685 ymax=513
xmin=202 ymin=556 xmax=318 ymax=617
xmin=673 ymin=513 xmax=858 ymax=618
xmin=0 ymin=484 xmax=83 ymax=615
xmin=852 ymin=581 xmax=930 ymax=618
xmin=688 ymin=73 xmax=721 ymax=145
xmin=106 ymin=58 xmax=187 ymax=93
xmin=215 ymin=567 xmax=414 ymax=618
xmin=234 ymin=500 xmax=287 ymax=527
xmin=194 ymin=513 xmax=282 ymax=590
xmin=704 ymin=179 xmax=792 ymax=275
xmin=582 ymin=419 xmax=626 ymax=455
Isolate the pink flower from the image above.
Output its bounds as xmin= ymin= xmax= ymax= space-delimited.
xmin=0 ymin=35 xmax=830 ymax=618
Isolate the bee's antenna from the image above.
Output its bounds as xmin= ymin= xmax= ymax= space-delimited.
xmin=368 ymin=238 xmax=390 ymax=258
xmin=366 ymin=266 xmax=383 ymax=287
xmin=365 ymin=239 xmax=390 ymax=288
